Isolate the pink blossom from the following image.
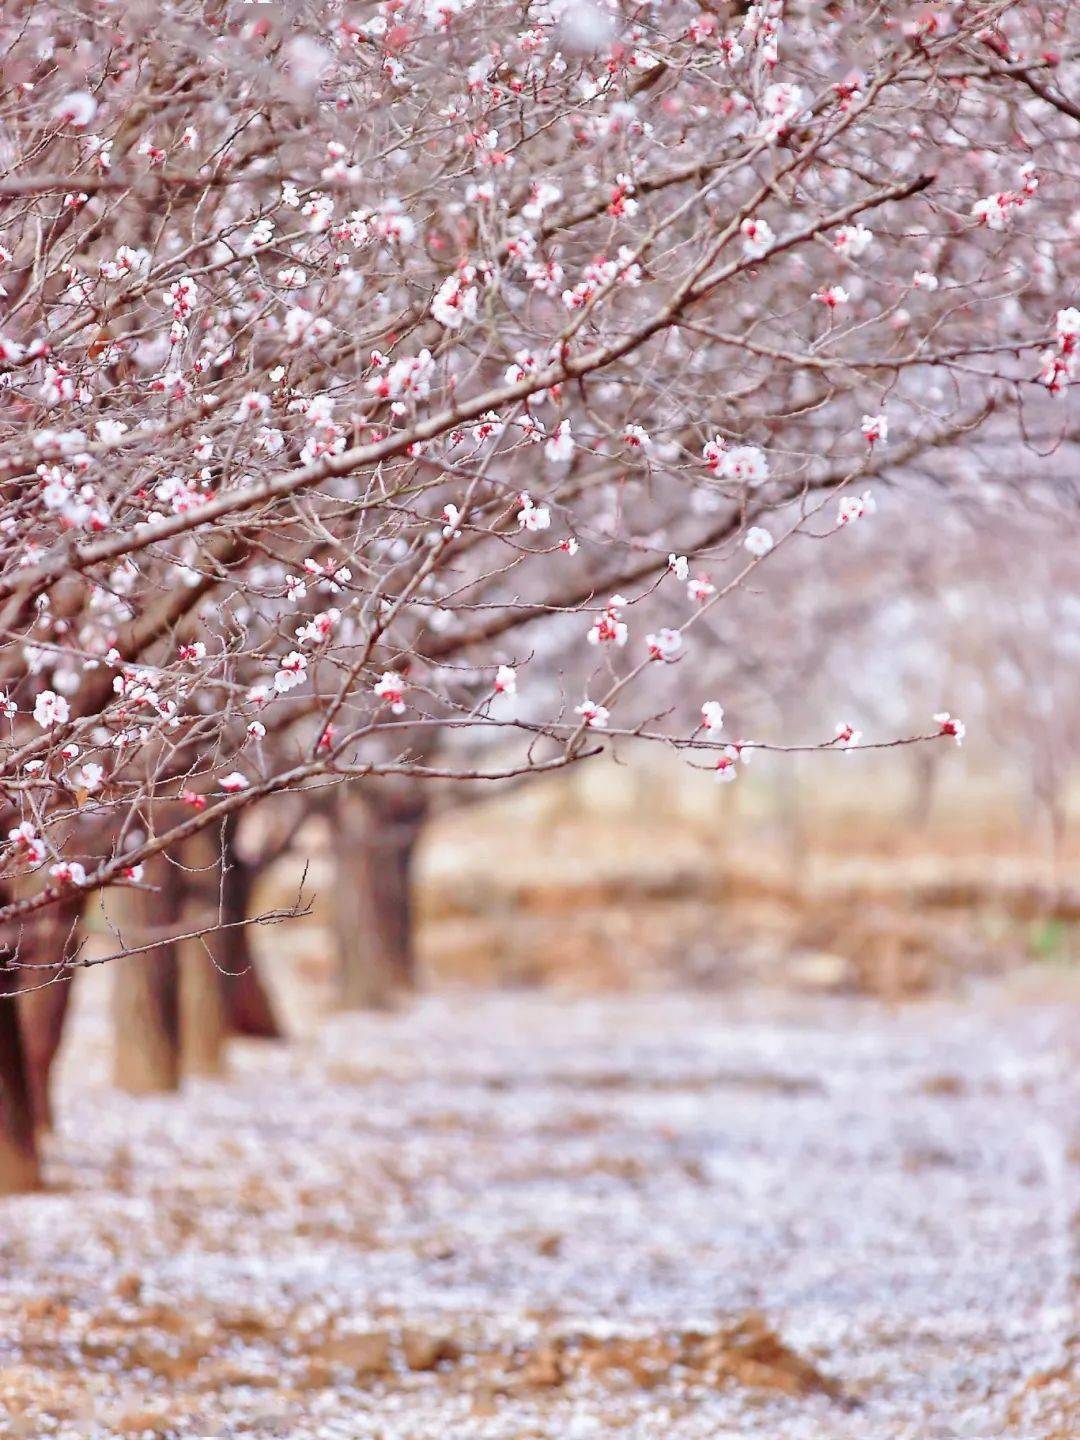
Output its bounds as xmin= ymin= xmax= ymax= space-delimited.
xmin=274 ymin=652 xmax=308 ymax=694
xmin=760 ymin=83 xmax=805 ymax=138
xmin=703 ymin=437 xmax=769 ymax=485
xmin=374 ymin=672 xmax=406 ymax=714
xmin=714 ymin=749 xmax=739 ymax=783
xmin=164 ymin=276 xmax=198 ymax=319
xmin=53 ymin=91 xmax=98 ymax=128
xmin=740 ymin=217 xmax=775 ymax=259
xmin=813 ymin=285 xmax=850 ymax=309
xmin=575 ymin=699 xmax=610 ymax=729
xmin=837 ymin=490 xmax=876 ymax=527
xmin=701 ymin=701 xmax=725 ymax=733
xmin=544 ymin=419 xmax=574 ymax=464
xmin=646 ymin=628 xmax=681 ymax=661
xmin=432 ymin=269 xmax=479 ymax=330
xmin=588 ymin=596 xmax=629 ymax=648
xmin=8 ymin=821 xmax=47 ymax=864
xmin=832 ymin=224 xmax=873 ymax=259
xmin=442 ymin=503 xmax=463 ymax=539
xmin=50 ymin=860 xmax=87 ymax=886
xmin=76 ymin=762 xmax=104 ymax=792
xmin=934 ymin=712 xmax=965 ymax=745
xmin=517 ymin=492 xmax=551 ymax=532
xmin=34 ymin=690 xmax=70 ymax=729
xmin=234 ymin=392 xmax=270 ymax=422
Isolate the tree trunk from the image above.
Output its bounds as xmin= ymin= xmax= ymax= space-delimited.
xmin=907 ymin=748 xmax=939 ymax=830
xmin=109 ymin=864 xmax=181 ymax=1095
xmin=218 ymin=927 xmax=283 ymax=1039
xmin=177 ymin=827 xmax=229 ymax=1078
xmin=218 ymin=821 xmax=282 ymax=1040
xmin=0 ymin=964 xmax=40 ymax=1195
xmin=16 ymin=895 xmax=83 ymax=1131
xmin=334 ymin=785 xmax=426 ymax=1011
xmin=777 ymin=754 xmax=806 ymax=895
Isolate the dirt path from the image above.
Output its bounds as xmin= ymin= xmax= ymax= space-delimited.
xmin=1 ymin=983 xmax=1077 ymax=1438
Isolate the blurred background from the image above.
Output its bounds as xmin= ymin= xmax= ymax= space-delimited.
xmin=100 ymin=489 xmax=1080 ymax=1027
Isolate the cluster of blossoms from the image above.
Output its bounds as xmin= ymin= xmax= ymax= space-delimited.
xmin=273 ymin=652 xmax=308 ymax=695
xmin=562 ymin=248 xmax=642 ymax=310
xmin=702 ymin=437 xmax=770 ymax=486
xmin=588 ymin=596 xmax=629 ymax=648
xmin=831 ymin=224 xmax=873 ymax=259
xmin=366 ymin=348 xmax=436 ymax=404
xmin=517 ymin=492 xmax=552 ymax=532
xmin=837 ymin=490 xmax=876 ymax=527
xmin=33 ymin=691 xmax=70 ymax=730
xmin=971 ymin=163 xmax=1039 ymax=230
xmin=759 ymin=81 xmax=806 ymax=140
xmin=0 ymin=0 xmax=1065 ymax=938
xmin=1040 ymin=308 xmax=1080 ymax=397
xmin=432 ymin=266 xmax=481 ymax=330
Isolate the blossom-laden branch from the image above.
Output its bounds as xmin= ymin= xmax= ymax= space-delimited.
xmin=0 ymin=0 xmax=1075 ymax=945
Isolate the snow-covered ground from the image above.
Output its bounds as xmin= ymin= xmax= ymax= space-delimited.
xmin=1 ymin=983 xmax=1077 ymax=1438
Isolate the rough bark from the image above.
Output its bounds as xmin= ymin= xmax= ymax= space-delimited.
xmin=334 ymin=784 xmax=426 ymax=1011
xmin=0 ymin=964 xmax=40 ymax=1195
xmin=109 ymin=864 xmax=181 ymax=1095
xmin=177 ymin=827 xmax=230 ymax=1078
xmin=16 ymin=895 xmax=83 ymax=1131
xmin=218 ymin=819 xmax=282 ymax=1040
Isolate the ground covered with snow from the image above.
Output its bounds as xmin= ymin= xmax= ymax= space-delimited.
xmin=1 ymin=984 xmax=1077 ymax=1438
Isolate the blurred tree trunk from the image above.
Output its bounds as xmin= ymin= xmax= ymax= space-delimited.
xmin=177 ymin=828 xmax=229 ymax=1078
xmin=110 ymin=864 xmax=181 ymax=1095
xmin=907 ymin=748 xmax=939 ymax=830
xmin=17 ymin=894 xmax=83 ymax=1131
xmin=217 ymin=817 xmax=282 ymax=1040
xmin=777 ymin=754 xmax=806 ymax=894
xmin=334 ymin=785 xmax=427 ymax=1010
xmin=0 ymin=963 xmax=39 ymax=1195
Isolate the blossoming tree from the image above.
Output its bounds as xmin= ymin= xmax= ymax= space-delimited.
xmin=1 ymin=0 xmax=1077 ymax=1188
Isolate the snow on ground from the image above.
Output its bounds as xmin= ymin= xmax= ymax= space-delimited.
xmin=1 ymin=983 xmax=1077 ymax=1438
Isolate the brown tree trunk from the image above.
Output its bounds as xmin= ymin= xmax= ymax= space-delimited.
xmin=109 ymin=864 xmax=181 ymax=1095
xmin=16 ymin=895 xmax=83 ymax=1131
xmin=19 ymin=978 xmax=73 ymax=1132
xmin=0 ymin=962 xmax=40 ymax=1194
xmin=334 ymin=785 xmax=426 ymax=1011
xmin=218 ymin=820 xmax=282 ymax=1040
xmin=177 ymin=827 xmax=229 ymax=1078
